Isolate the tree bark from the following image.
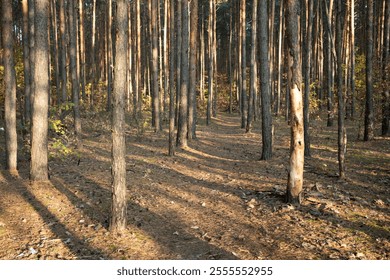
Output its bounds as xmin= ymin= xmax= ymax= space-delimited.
xmin=285 ymin=0 xmax=304 ymax=204
xmin=110 ymin=0 xmax=128 ymax=233
xmin=169 ymin=0 xmax=176 ymax=156
xmin=2 ymin=0 xmax=18 ymax=174
xmin=22 ymin=0 xmax=31 ymax=127
xmin=260 ymin=0 xmax=273 ymax=160
xmin=30 ymin=0 xmax=50 ymax=182
xmin=364 ymin=0 xmax=374 ymax=141
xmin=240 ymin=0 xmax=247 ymax=128
xmin=69 ymin=0 xmax=82 ymax=148
xmin=246 ymin=0 xmax=257 ymax=133
xmin=188 ymin=0 xmax=198 ymax=140
xmin=336 ymin=0 xmax=347 ymax=178
xmin=59 ymin=0 xmax=67 ymax=104
xmin=382 ymin=0 xmax=390 ymax=135
xmin=177 ymin=0 xmax=189 ymax=148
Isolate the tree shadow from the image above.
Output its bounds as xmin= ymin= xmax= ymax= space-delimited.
xmin=0 ymin=171 xmax=108 ymax=259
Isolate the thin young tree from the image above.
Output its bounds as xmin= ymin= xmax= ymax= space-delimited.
xmin=30 ymin=0 xmax=50 ymax=182
xmin=110 ymin=0 xmax=128 ymax=233
xmin=2 ymin=0 xmax=18 ymax=174
xmin=260 ymin=0 xmax=273 ymax=160
xmin=285 ymin=0 xmax=304 ymax=204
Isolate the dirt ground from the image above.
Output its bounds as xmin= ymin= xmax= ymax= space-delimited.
xmin=0 ymin=112 xmax=389 ymax=260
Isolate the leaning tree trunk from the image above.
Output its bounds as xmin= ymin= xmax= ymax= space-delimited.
xmin=259 ymin=0 xmax=273 ymax=160
xmin=30 ymin=0 xmax=50 ymax=182
xmin=285 ymin=0 xmax=304 ymax=204
xmin=110 ymin=0 xmax=128 ymax=233
xmin=2 ymin=0 xmax=18 ymax=174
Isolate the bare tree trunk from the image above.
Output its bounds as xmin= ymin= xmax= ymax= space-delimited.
xmin=79 ymin=0 xmax=86 ymax=101
xmin=188 ymin=0 xmax=198 ymax=140
xmin=29 ymin=0 xmax=36 ymax=115
xmin=228 ymin=6 xmax=233 ymax=114
xmin=90 ymin=0 xmax=97 ymax=108
xmin=177 ymin=0 xmax=189 ymax=148
xmin=135 ymin=0 xmax=142 ymax=121
xmin=58 ymin=0 xmax=67 ymax=104
xmin=303 ymin=0 xmax=313 ymax=157
xmin=336 ymin=0 xmax=346 ymax=178
xmin=276 ymin=0 xmax=284 ymax=116
xmin=151 ymin=0 xmax=162 ymax=131
xmin=206 ymin=0 xmax=214 ymax=126
xmin=22 ymin=0 xmax=31 ymax=126
xmin=285 ymin=0 xmax=304 ymax=204
xmin=50 ymin=0 xmax=60 ymax=106
xmin=169 ymin=0 xmax=176 ymax=156
xmin=106 ymin=0 xmax=113 ymax=111
xmin=69 ymin=0 xmax=82 ymax=148
xmin=2 ymin=0 xmax=18 ymax=174
xmin=110 ymin=0 xmax=128 ymax=233
xmin=240 ymin=0 xmax=247 ymax=128
xmin=382 ymin=0 xmax=390 ymax=135
xmin=260 ymin=0 xmax=273 ymax=160
xmin=246 ymin=0 xmax=257 ymax=133
xmin=350 ymin=0 xmax=356 ymax=119
xmin=364 ymin=0 xmax=374 ymax=141
xmin=31 ymin=0 xmax=50 ymax=182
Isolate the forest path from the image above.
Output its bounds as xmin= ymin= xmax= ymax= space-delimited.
xmin=0 ymin=112 xmax=389 ymax=259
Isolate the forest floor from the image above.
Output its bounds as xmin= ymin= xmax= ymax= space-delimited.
xmin=0 ymin=111 xmax=389 ymax=260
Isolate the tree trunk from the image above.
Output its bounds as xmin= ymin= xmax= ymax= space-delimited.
xmin=151 ymin=0 xmax=161 ymax=132
xmin=59 ymin=0 xmax=67 ymax=104
xmin=169 ymin=0 xmax=176 ymax=156
xmin=382 ymin=0 xmax=390 ymax=135
xmin=350 ymin=0 xmax=356 ymax=119
xmin=107 ymin=0 xmax=113 ymax=111
xmin=240 ymin=0 xmax=247 ymax=128
xmin=246 ymin=0 xmax=257 ymax=133
xmin=336 ymin=0 xmax=346 ymax=178
xmin=90 ymin=0 xmax=97 ymax=108
xmin=30 ymin=0 xmax=50 ymax=182
xmin=177 ymin=0 xmax=189 ymax=148
xmin=303 ymin=0 xmax=313 ymax=157
xmin=29 ymin=0 xmax=36 ymax=116
xmin=69 ymin=0 xmax=82 ymax=148
xmin=22 ymin=0 xmax=31 ymax=127
xmin=2 ymin=0 xmax=18 ymax=174
xmin=206 ymin=0 xmax=214 ymax=126
xmin=188 ymin=0 xmax=198 ymax=140
xmin=259 ymin=0 xmax=273 ymax=159
xmin=364 ymin=0 xmax=374 ymax=141
xmin=110 ymin=0 xmax=128 ymax=233
xmin=79 ymin=0 xmax=86 ymax=101
xmin=285 ymin=0 xmax=304 ymax=204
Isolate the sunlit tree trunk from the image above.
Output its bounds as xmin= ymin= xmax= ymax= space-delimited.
xmin=285 ymin=0 xmax=304 ymax=204
xmin=107 ymin=0 xmax=113 ymax=111
xmin=31 ymin=0 xmax=50 ymax=182
xmin=110 ymin=0 xmax=128 ymax=233
xmin=22 ymin=0 xmax=31 ymax=126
